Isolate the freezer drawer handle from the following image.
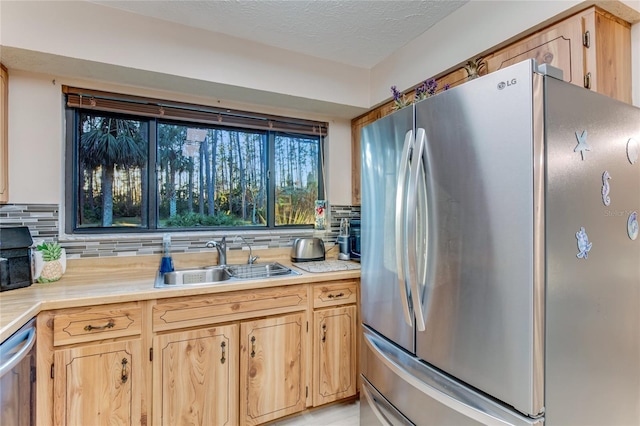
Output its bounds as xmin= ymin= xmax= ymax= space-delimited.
xmin=363 ymin=328 xmax=542 ymax=426
xmin=361 ymin=378 xmax=414 ymax=426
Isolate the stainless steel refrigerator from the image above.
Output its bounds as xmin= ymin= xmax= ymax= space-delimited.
xmin=359 ymin=59 xmax=640 ymax=426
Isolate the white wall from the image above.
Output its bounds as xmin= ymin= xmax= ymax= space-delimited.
xmin=0 ymin=1 xmax=370 ymax=112
xmin=7 ymin=72 xmax=64 ymax=204
xmin=6 ymin=70 xmax=353 ymax=205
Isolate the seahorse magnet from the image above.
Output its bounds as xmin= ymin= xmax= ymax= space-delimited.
xmin=601 ymin=171 xmax=611 ymax=206
xmin=576 ymin=227 xmax=593 ymax=259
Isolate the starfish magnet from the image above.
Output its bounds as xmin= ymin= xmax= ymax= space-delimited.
xmin=574 ymin=130 xmax=590 ymax=160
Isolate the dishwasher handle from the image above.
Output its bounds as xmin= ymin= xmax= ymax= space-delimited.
xmin=0 ymin=324 xmax=36 ymax=379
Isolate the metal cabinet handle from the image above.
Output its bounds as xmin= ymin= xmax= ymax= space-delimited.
xmin=584 ymin=72 xmax=592 ymax=89
xmin=121 ymin=358 xmax=128 ymax=383
xmin=220 ymin=341 xmax=226 ymax=364
xmin=321 ymin=323 xmax=327 ymax=343
xmin=327 ymin=292 xmax=344 ymax=299
xmin=250 ymin=336 xmax=256 ymax=358
xmin=84 ymin=320 xmax=115 ymax=331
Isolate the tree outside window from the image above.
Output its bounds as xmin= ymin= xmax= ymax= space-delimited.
xmin=70 ymin=109 xmax=323 ymax=232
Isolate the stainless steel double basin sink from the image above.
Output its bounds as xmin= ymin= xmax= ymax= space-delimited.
xmin=154 ymin=262 xmax=299 ymax=288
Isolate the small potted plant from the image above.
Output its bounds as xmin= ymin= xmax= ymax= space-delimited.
xmin=34 ymin=241 xmax=66 ymax=283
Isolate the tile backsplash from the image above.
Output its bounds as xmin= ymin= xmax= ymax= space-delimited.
xmin=0 ymin=203 xmax=360 ymax=259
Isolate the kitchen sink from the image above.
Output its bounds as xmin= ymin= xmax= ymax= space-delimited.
xmin=154 ymin=262 xmax=299 ymax=288
xmin=225 ymin=262 xmax=295 ymax=279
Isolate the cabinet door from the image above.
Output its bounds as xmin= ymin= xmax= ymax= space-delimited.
xmin=153 ymin=325 xmax=238 ymax=426
xmin=0 ymin=64 xmax=8 ymax=203
xmin=313 ymin=305 xmax=357 ymax=406
xmin=582 ymin=7 xmax=631 ymax=103
xmin=240 ymin=312 xmax=306 ymax=425
xmin=53 ymin=340 xmax=144 ymax=426
xmin=484 ymin=12 xmax=583 ymax=87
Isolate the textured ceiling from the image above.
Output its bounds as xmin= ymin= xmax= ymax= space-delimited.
xmin=90 ymin=0 xmax=468 ymax=68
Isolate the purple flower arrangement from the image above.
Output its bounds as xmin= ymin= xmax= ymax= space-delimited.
xmin=391 ymin=85 xmax=410 ymax=110
xmin=392 ymin=78 xmax=450 ymax=110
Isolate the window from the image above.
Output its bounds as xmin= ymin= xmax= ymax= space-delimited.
xmin=64 ymin=87 xmax=326 ymax=233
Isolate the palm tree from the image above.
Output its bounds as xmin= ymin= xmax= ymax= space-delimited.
xmin=80 ymin=116 xmax=146 ymax=227
xmin=158 ymin=124 xmax=190 ymax=219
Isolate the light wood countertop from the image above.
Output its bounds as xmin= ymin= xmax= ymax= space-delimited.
xmin=0 ymin=249 xmax=360 ymax=341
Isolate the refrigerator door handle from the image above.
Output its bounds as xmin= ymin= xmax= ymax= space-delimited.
xmin=406 ymin=128 xmax=427 ymax=331
xmin=395 ymin=129 xmax=414 ymax=327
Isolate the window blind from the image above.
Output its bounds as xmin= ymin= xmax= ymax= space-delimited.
xmin=63 ymin=86 xmax=328 ymax=136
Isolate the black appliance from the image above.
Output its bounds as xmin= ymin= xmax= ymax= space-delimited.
xmin=0 ymin=227 xmax=34 ymax=292
xmin=349 ymin=218 xmax=361 ymax=261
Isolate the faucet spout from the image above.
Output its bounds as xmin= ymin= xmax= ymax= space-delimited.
xmin=233 ymin=235 xmax=259 ymax=264
xmin=205 ymin=236 xmax=227 ymax=266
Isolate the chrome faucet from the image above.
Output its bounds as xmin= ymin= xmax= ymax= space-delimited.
xmin=205 ymin=236 xmax=227 ymax=266
xmin=233 ymin=235 xmax=259 ymax=264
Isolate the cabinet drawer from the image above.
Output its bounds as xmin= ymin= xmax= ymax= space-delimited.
xmin=153 ymin=284 xmax=307 ymax=332
xmin=313 ymin=280 xmax=358 ymax=308
xmin=53 ymin=303 xmax=142 ymax=346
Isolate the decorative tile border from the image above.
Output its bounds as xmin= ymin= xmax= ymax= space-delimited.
xmin=0 ymin=203 xmax=361 ymax=259
xmin=0 ymin=204 xmax=59 ymax=239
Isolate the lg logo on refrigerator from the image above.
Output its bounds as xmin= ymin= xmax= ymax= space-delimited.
xmin=497 ymin=78 xmax=517 ymax=90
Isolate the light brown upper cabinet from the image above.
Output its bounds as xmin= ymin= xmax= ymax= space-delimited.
xmin=351 ymin=6 xmax=632 ymax=205
xmin=485 ymin=6 xmax=631 ymax=103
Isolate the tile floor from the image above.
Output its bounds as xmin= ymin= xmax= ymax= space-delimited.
xmin=271 ymin=399 xmax=359 ymax=426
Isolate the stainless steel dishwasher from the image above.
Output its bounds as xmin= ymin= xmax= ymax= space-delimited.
xmin=0 ymin=318 xmax=36 ymax=426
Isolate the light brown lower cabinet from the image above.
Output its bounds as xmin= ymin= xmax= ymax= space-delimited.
xmin=153 ymin=324 xmax=239 ymax=426
xmin=312 ymin=305 xmax=357 ymax=406
xmin=37 ymin=281 xmax=357 ymax=426
xmin=52 ymin=339 xmax=145 ymax=426
xmin=240 ymin=312 xmax=307 ymax=425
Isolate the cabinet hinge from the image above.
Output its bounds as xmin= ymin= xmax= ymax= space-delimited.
xmin=50 ymin=363 xmax=54 ymax=379
xmin=306 ymin=386 xmax=308 ymax=398
xmin=582 ymin=30 xmax=590 ymax=48
xmin=306 ymin=321 xmax=309 ymax=333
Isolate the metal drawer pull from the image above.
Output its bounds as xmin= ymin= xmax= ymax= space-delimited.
xmin=121 ymin=358 xmax=128 ymax=383
xmin=321 ymin=323 xmax=327 ymax=343
xmin=327 ymin=292 xmax=344 ymax=299
xmin=84 ymin=320 xmax=115 ymax=331
xmin=250 ymin=336 xmax=256 ymax=358
xmin=220 ymin=341 xmax=226 ymax=364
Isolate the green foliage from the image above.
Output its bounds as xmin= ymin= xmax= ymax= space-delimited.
xmin=275 ymin=185 xmax=316 ymax=225
xmin=36 ymin=241 xmax=63 ymax=261
xmin=164 ymin=212 xmax=245 ymax=227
